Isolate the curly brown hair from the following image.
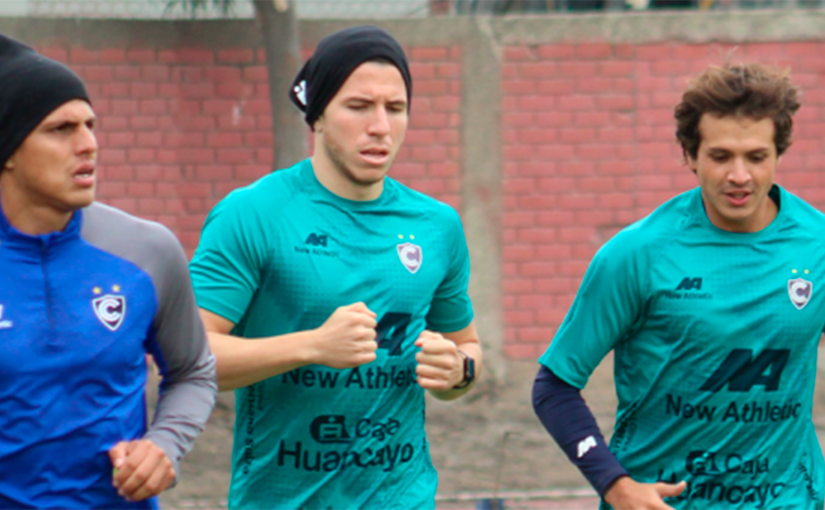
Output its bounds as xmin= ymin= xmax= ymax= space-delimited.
xmin=674 ymin=62 xmax=801 ymax=160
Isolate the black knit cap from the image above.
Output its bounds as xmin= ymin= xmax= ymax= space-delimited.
xmin=0 ymin=33 xmax=91 ymax=166
xmin=289 ymin=25 xmax=412 ymax=129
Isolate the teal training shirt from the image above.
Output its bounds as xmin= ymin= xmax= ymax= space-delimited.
xmin=190 ymin=159 xmax=474 ymax=510
xmin=539 ymin=185 xmax=825 ymax=510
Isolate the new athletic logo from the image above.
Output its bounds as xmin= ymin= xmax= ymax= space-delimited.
xmin=700 ymin=349 xmax=789 ymax=393
xmin=576 ymin=436 xmax=597 ymax=458
xmin=788 ymin=277 xmax=812 ymax=310
xmin=396 ymin=242 xmax=422 ymax=274
xmin=676 ymin=277 xmax=702 ymax=291
xmin=92 ymin=295 xmax=126 ymax=332
xmin=305 ymin=233 xmax=328 ymax=247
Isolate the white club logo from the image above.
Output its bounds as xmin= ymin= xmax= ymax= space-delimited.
xmin=0 ymin=304 xmax=12 ymax=329
xmin=293 ymin=80 xmax=307 ymax=106
xmin=92 ymin=295 xmax=127 ymax=331
xmin=788 ymin=278 xmax=813 ymax=310
xmin=397 ymin=242 xmax=423 ymax=274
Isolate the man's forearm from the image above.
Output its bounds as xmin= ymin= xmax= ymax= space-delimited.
xmin=209 ymin=330 xmax=317 ymax=391
xmin=531 ymin=365 xmax=628 ymax=496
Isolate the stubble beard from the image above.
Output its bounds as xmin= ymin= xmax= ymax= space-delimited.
xmin=324 ymin=139 xmax=387 ymax=188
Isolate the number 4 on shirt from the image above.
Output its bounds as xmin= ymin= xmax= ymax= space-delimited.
xmin=376 ymin=312 xmax=411 ymax=356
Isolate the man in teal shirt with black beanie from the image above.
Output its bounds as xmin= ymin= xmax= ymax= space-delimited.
xmin=190 ymin=25 xmax=482 ymax=510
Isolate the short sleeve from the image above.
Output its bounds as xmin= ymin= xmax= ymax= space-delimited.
xmin=425 ymin=207 xmax=474 ymax=333
xmin=538 ymin=229 xmax=649 ymax=389
xmin=189 ymin=191 xmax=272 ymax=325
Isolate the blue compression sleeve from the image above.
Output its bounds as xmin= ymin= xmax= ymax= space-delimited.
xmin=531 ymin=365 xmax=628 ymax=496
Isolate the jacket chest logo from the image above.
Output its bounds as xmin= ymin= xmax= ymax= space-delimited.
xmin=92 ymin=287 xmax=127 ymax=332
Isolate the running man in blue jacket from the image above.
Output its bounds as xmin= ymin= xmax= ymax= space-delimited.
xmin=0 ymin=34 xmax=217 ymax=508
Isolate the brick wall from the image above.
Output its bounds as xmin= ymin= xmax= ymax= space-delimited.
xmin=501 ymin=41 xmax=825 ymax=358
xmin=28 ymin=32 xmax=825 ymax=360
xmin=34 ymin=43 xmax=463 ymax=256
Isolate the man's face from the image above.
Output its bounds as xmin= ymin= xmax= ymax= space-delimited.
xmin=689 ymin=114 xmax=778 ymax=233
xmin=3 ymin=99 xmax=98 ymax=214
xmin=314 ymin=61 xmax=408 ymax=186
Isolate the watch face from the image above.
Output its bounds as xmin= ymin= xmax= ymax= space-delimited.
xmin=466 ymin=356 xmax=475 ymax=380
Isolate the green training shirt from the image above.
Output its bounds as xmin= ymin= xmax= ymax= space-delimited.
xmin=540 ymin=185 xmax=825 ymax=510
xmin=190 ymin=159 xmax=474 ymax=510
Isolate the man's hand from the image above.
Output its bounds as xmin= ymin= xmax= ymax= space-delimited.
xmin=109 ymin=440 xmax=175 ymax=502
xmin=604 ymin=477 xmax=687 ymax=510
xmin=310 ymin=302 xmax=378 ymax=369
xmin=414 ymin=330 xmax=464 ymax=391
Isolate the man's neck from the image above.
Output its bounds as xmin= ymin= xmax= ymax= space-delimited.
xmin=310 ymin=154 xmax=384 ymax=202
xmin=0 ymin=185 xmax=73 ymax=236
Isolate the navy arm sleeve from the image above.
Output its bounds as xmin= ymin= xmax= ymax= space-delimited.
xmin=531 ymin=365 xmax=628 ymax=496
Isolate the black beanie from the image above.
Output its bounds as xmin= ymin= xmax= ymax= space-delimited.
xmin=289 ymin=25 xmax=412 ymax=129
xmin=0 ymin=33 xmax=91 ymax=166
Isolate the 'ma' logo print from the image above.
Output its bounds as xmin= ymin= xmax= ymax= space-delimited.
xmin=700 ymin=348 xmax=790 ymax=392
xmin=305 ymin=233 xmax=328 ymax=247
xmin=676 ymin=277 xmax=703 ymax=291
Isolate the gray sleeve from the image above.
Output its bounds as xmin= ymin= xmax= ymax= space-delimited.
xmin=81 ymin=203 xmax=217 ymax=480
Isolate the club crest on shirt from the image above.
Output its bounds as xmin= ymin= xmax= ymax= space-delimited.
xmin=92 ymin=294 xmax=127 ymax=331
xmin=788 ymin=277 xmax=813 ymax=310
xmin=397 ymin=242 xmax=422 ymax=274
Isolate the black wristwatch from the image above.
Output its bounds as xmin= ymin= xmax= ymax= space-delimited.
xmin=453 ymin=350 xmax=475 ymax=389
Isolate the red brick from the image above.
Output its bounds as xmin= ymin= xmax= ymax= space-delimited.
xmin=70 ymin=48 xmax=99 ymax=64
xmin=517 ymin=228 xmax=556 ymax=244
xmin=599 ymin=61 xmax=633 ymax=76
xmin=576 ymin=43 xmax=613 ymax=60
xmin=504 ymin=344 xmax=539 ymax=359
xmin=80 ymin=65 xmax=113 ymax=82
xmin=503 ymin=211 xmax=536 ymax=228
xmin=126 ymin=49 xmax=155 ymax=64
xmin=518 ymin=328 xmax=556 ymax=343
xmin=101 ymin=83 xmax=129 ymax=98
xmin=505 ymin=309 xmax=536 ymax=325
xmin=536 ymin=244 xmax=573 ymax=260
xmin=436 ymin=63 xmax=460 ymax=78
xmin=555 ymin=95 xmax=596 ymax=111
xmin=536 ymin=80 xmax=575 ymax=96
xmin=98 ymin=49 xmax=126 ymax=64
xmin=537 ymin=44 xmax=575 ymax=59
xmin=502 ymin=80 xmax=536 ymax=95
xmin=519 ymin=128 xmax=558 ymax=144
xmin=217 ymin=49 xmax=254 ymax=63
xmin=142 ymin=65 xmax=170 ymax=82
xmin=129 ymin=83 xmax=157 ymax=99
xmin=636 ymin=44 xmax=672 ymax=60
xmin=535 ymin=111 xmax=573 ymax=127
xmin=504 ymin=46 xmax=535 ymax=61
xmin=217 ymin=149 xmax=254 ymax=164
xmin=519 ymin=62 xmax=558 ymax=79
xmin=559 ymin=61 xmax=597 ymax=78
xmin=538 ymin=210 xmax=575 ymax=226
xmin=410 ymin=47 xmax=448 ymax=61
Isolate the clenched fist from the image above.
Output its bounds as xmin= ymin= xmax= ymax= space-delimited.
xmin=311 ymin=302 xmax=378 ymax=369
xmin=109 ymin=439 xmax=175 ymax=502
xmin=414 ymin=330 xmax=464 ymax=391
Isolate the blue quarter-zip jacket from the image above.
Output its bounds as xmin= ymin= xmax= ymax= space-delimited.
xmin=0 ymin=202 xmax=216 ymax=509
